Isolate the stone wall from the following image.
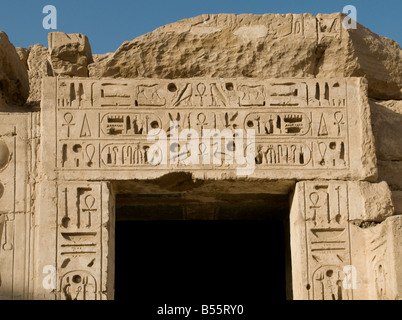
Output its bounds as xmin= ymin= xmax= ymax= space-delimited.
xmin=0 ymin=13 xmax=401 ymax=300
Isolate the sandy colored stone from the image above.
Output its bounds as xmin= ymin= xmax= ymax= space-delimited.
xmin=26 ymin=44 xmax=53 ymax=105
xmin=290 ymin=181 xmax=356 ymax=300
xmin=391 ymin=191 xmax=402 ymax=215
xmin=0 ymin=112 xmax=32 ymax=299
xmin=370 ymin=100 xmax=402 ymax=161
xmin=362 ymin=215 xmax=402 ymax=300
xmin=88 ymin=13 xmax=402 ymax=100
xmin=92 ymin=53 xmax=112 ymax=64
xmin=15 ymin=47 xmax=29 ymax=70
xmin=0 ymin=31 xmax=29 ymax=106
xmin=369 ymin=100 xmax=402 ymax=191
xmin=378 ymin=160 xmax=402 ymax=190
xmin=348 ymin=181 xmax=394 ymax=223
xmin=48 ymin=32 xmax=93 ymax=77
xmin=290 ymin=180 xmax=401 ymax=300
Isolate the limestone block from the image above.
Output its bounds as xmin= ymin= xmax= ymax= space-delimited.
xmin=377 ymin=160 xmax=402 ymax=190
xmin=290 ymin=180 xmax=399 ymax=300
xmin=370 ymin=100 xmax=402 ymax=161
xmin=0 ymin=113 xmax=31 ymax=213
xmin=0 ymin=213 xmax=31 ymax=300
xmin=348 ymin=181 xmax=394 ymax=223
xmin=40 ymin=76 xmax=377 ymax=181
xmin=0 ymin=113 xmax=32 ymax=300
xmin=392 ymin=191 xmax=402 ymax=215
xmin=290 ymin=181 xmax=355 ymax=300
xmin=32 ymin=180 xmax=58 ymax=300
xmin=15 ymin=47 xmax=29 ymax=70
xmin=88 ymin=13 xmax=402 ymax=100
xmin=363 ymin=216 xmax=402 ymax=300
xmin=92 ymin=53 xmax=111 ymax=64
xmin=33 ymin=181 xmax=114 ymax=300
xmin=27 ymin=44 xmax=53 ymax=105
xmin=0 ymin=31 xmax=29 ymax=106
xmin=48 ymin=32 xmax=93 ymax=77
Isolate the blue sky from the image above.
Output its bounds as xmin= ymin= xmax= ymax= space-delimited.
xmin=0 ymin=0 xmax=401 ymax=54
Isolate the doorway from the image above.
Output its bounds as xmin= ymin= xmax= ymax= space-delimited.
xmin=114 ymin=191 xmax=291 ymax=310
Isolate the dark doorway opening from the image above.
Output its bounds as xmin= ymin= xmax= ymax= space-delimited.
xmin=114 ymin=193 xmax=290 ymax=313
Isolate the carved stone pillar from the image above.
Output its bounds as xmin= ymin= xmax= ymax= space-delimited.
xmin=34 ymin=78 xmax=115 ymax=299
xmin=34 ymin=181 xmax=114 ymax=300
xmin=364 ymin=215 xmax=402 ymax=299
xmin=290 ymin=180 xmax=400 ymax=300
xmin=56 ymin=182 xmax=114 ymax=300
xmin=0 ymin=113 xmax=33 ymax=300
xmin=290 ymin=181 xmax=353 ymax=300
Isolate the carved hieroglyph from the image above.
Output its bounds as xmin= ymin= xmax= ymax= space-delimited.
xmin=34 ymin=180 xmax=114 ymax=300
xmin=290 ymin=180 xmax=402 ymax=300
xmin=41 ymin=77 xmax=376 ymax=181
xmin=290 ymin=181 xmax=353 ymax=300
xmin=56 ymin=182 xmax=111 ymax=300
xmin=0 ymin=113 xmax=32 ymax=300
xmin=364 ymin=215 xmax=402 ymax=300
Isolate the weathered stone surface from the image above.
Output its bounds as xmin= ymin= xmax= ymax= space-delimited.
xmin=370 ymin=100 xmax=402 ymax=190
xmin=0 ymin=112 xmax=33 ymax=299
xmin=370 ymin=100 xmax=402 ymax=161
xmin=27 ymin=44 xmax=53 ymax=105
xmin=15 ymin=47 xmax=29 ymax=70
xmin=88 ymin=13 xmax=402 ymax=100
xmin=392 ymin=191 xmax=402 ymax=215
xmin=25 ymin=32 xmax=93 ymax=105
xmin=0 ymin=31 xmax=29 ymax=106
xmin=48 ymin=32 xmax=93 ymax=77
xmin=92 ymin=53 xmax=111 ymax=64
xmin=369 ymin=100 xmax=402 ymax=191
xmin=348 ymin=181 xmax=394 ymax=223
xmin=378 ymin=160 xmax=402 ymax=190
xmin=363 ymin=215 xmax=402 ymax=300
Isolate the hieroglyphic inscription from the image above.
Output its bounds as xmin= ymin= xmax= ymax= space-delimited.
xmin=53 ymin=78 xmax=352 ymax=176
xmin=0 ymin=128 xmax=16 ymax=213
xmin=367 ymin=223 xmax=389 ymax=300
xmin=57 ymin=183 xmax=103 ymax=300
xmin=56 ymin=78 xmax=348 ymax=110
xmin=318 ymin=14 xmax=343 ymax=40
xmin=0 ymin=116 xmax=30 ymax=300
xmin=303 ymin=182 xmax=353 ymax=300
